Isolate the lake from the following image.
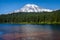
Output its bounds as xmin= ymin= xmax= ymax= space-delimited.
xmin=0 ymin=24 xmax=60 ymax=40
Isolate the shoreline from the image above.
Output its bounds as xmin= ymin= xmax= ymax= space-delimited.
xmin=0 ymin=22 xmax=60 ymax=24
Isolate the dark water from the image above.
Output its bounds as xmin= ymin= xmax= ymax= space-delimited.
xmin=0 ymin=24 xmax=60 ymax=40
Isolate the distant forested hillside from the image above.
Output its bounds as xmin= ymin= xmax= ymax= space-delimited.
xmin=0 ymin=10 xmax=60 ymax=24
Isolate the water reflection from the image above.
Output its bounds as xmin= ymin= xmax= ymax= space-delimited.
xmin=0 ymin=24 xmax=60 ymax=40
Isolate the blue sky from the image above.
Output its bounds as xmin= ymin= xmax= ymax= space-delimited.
xmin=0 ymin=0 xmax=60 ymax=14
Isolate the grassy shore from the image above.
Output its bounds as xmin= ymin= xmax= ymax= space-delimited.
xmin=20 ymin=22 xmax=60 ymax=24
xmin=5 ymin=22 xmax=60 ymax=24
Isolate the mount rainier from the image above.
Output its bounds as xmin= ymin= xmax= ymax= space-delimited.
xmin=14 ymin=4 xmax=53 ymax=12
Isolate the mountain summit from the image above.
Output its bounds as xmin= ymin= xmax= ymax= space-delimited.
xmin=14 ymin=4 xmax=53 ymax=12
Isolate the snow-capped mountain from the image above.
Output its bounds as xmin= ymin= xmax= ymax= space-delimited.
xmin=14 ymin=4 xmax=53 ymax=12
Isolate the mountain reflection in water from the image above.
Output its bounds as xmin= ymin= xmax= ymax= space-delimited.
xmin=0 ymin=24 xmax=60 ymax=40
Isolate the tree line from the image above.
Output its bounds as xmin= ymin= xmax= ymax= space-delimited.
xmin=0 ymin=10 xmax=60 ymax=24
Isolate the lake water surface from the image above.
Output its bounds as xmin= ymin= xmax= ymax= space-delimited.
xmin=0 ymin=24 xmax=60 ymax=40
